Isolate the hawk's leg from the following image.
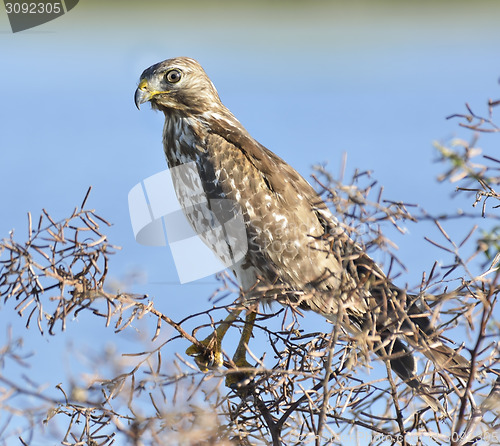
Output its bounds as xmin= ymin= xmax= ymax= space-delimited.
xmin=232 ymin=309 xmax=257 ymax=367
xmin=185 ymin=307 xmax=243 ymax=372
xmin=225 ymin=308 xmax=257 ymax=388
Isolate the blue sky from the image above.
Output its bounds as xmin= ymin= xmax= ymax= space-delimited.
xmin=1 ymin=1 xmax=500 ymax=442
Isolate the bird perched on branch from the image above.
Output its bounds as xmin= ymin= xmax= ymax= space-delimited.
xmin=135 ymin=57 xmax=469 ymax=409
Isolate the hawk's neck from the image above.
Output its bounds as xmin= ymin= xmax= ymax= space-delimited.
xmin=161 ymin=108 xmax=246 ymax=168
xmin=161 ymin=111 xmax=208 ymax=168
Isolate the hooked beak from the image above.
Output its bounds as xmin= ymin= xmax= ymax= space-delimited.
xmin=134 ymin=79 xmax=152 ymax=110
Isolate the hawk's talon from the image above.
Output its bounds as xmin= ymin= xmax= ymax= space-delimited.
xmin=225 ymin=358 xmax=256 ymax=389
xmin=185 ymin=335 xmax=223 ymax=372
xmin=226 ymin=371 xmax=255 ymax=391
xmin=185 ymin=308 xmax=246 ymax=372
xmin=225 ymin=349 xmax=255 ymax=388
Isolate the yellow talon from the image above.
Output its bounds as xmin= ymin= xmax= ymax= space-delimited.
xmin=185 ymin=306 xmax=257 ymax=384
xmin=225 ymin=357 xmax=255 ymax=389
xmin=185 ymin=306 xmax=243 ymax=372
xmin=185 ymin=334 xmax=224 ymax=371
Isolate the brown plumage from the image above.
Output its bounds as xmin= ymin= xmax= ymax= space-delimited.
xmin=135 ymin=57 xmax=469 ymax=408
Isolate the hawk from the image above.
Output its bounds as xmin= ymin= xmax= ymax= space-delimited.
xmin=135 ymin=57 xmax=469 ymax=408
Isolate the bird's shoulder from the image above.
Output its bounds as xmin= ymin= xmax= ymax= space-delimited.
xmin=205 ymin=114 xmax=328 ymax=211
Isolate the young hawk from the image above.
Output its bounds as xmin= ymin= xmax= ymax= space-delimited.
xmin=135 ymin=57 xmax=469 ymax=408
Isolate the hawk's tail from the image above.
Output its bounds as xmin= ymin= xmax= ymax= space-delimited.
xmin=373 ymin=334 xmax=446 ymax=412
xmin=405 ymin=301 xmax=471 ymax=381
xmin=365 ymin=308 xmax=471 ymax=411
xmin=407 ymin=333 xmax=471 ymax=380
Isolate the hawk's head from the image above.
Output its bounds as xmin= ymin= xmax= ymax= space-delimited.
xmin=134 ymin=57 xmax=222 ymax=114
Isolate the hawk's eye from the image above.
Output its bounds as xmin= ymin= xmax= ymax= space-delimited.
xmin=165 ymin=69 xmax=182 ymax=84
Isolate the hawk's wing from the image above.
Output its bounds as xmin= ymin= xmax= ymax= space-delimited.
xmin=192 ymin=118 xmax=372 ymax=317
